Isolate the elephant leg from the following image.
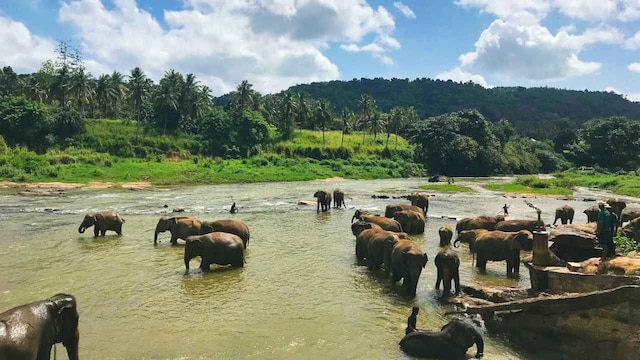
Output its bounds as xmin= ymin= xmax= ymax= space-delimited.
xmin=435 ymin=267 xmax=442 ymax=290
xmin=506 ymin=259 xmax=513 ymax=274
xmin=442 ymin=268 xmax=451 ymax=297
xmin=553 ymin=218 xmax=558 ymax=225
xmin=101 ymin=229 xmax=106 ymax=237
xmin=570 ymin=218 xmax=573 ymax=224
xmin=170 ymin=234 xmax=178 ymax=245
xmin=199 ymin=260 xmax=210 ymax=272
xmin=453 ymin=269 xmax=461 ymax=295
xmin=117 ymin=224 xmax=122 ymax=235
xmin=93 ymin=227 xmax=100 ymax=237
xmin=514 ymin=253 xmax=521 ymax=273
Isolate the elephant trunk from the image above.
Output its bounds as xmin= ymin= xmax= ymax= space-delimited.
xmin=473 ymin=329 xmax=485 ymax=358
xmin=154 ymin=231 xmax=159 ymax=245
xmin=62 ymin=329 xmax=80 ymax=360
xmin=351 ymin=214 xmax=357 ymax=223
xmin=78 ymin=225 xmax=85 ymax=234
xmin=453 ymin=237 xmax=461 ymax=248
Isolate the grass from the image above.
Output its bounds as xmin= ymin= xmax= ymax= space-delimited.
xmin=484 ymin=183 xmax=573 ymax=196
xmin=553 ymin=171 xmax=640 ymax=198
xmin=418 ymin=184 xmax=473 ymax=193
xmin=614 ymin=233 xmax=640 ymax=255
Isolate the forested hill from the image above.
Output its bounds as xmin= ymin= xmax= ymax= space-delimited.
xmin=221 ymin=78 xmax=640 ymax=139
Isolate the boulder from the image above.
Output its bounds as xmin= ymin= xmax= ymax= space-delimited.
xmin=549 ymin=223 xmax=597 ymax=249
xmin=567 ymin=254 xmax=640 ymax=276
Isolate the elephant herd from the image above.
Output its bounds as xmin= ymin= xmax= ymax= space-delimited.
xmin=314 ymin=188 xmax=345 ymax=212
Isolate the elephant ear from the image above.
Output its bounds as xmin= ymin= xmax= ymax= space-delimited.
xmin=55 ymin=304 xmax=78 ymax=342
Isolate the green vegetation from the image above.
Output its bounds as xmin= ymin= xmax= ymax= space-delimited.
xmin=551 ymin=171 xmax=640 ymax=198
xmin=614 ymin=233 xmax=640 ymax=255
xmin=484 ymin=176 xmax=574 ymax=196
xmin=418 ymin=184 xmax=473 ymax=193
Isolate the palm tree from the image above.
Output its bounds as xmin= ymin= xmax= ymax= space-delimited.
xmin=108 ymin=71 xmax=127 ymax=119
xmin=50 ymin=63 xmax=71 ymax=109
xmin=235 ymin=80 xmax=254 ymax=111
xmin=24 ymin=77 xmax=47 ymax=103
xmin=389 ymin=107 xmax=406 ymax=149
xmin=368 ymin=112 xmax=385 ymax=140
xmin=341 ymin=108 xmax=354 ymax=147
xmin=358 ymin=94 xmax=376 ymax=144
xmin=94 ymin=74 xmax=112 ymax=117
xmin=68 ymin=67 xmax=94 ymax=117
xmin=280 ymin=90 xmax=296 ymax=140
xmin=180 ymin=73 xmax=201 ymax=123
xmin=295 ymin=93 xmax=311 ymax=129
xmin=128 ymin=67 xmax=149 ymax=137
xmin=316 ymin=100 xmax=332 ymax=148
xmin=155 ymin=70 xmax=182 ymax=134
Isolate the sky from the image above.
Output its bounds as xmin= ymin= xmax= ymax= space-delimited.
xmin=1 ymin=0 xmax=640 ymax=101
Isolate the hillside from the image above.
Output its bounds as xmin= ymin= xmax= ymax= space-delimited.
xmin=215 ymin=78 xmax=640 ymax=139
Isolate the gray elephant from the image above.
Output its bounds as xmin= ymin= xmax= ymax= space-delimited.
xmin=78 ymin=211 xmax=125 ymax=237
xmin=387 ymin=239 xmax=428 ymax=297
xmin=494 ymin=219 xmax=544 ymax=233
xmin=453 ymin=229 xmax=488 ymax=252
xmin=314 ymin=189 xmax=332 ymax=212
xmin=474 ymin=230 xmax=533 ymax=274
xmin=621 ymin=207 xmax=640 ymax=225
xmin=400 ymin=307 xmax=484 ymax=360
xmin=393 ymin=210 xmax=425 ymax=235
xmin=384 ymin=204 xmax=422 ymax=218
xmin=154 ymin=216 xmax=204 ymax=245
xmin=0 ymin=293 xmax=79 ymax=360
xmin=553 ymin=205 xmax=575 ymax=225
xmin=333 ymin=188 xmax=345 ymax=208
xmin=622 ymin=218 xmax=640 ymax=242
xmin=353 ymin=210 xmax=403 ymax=232
xmin=408 ymin=192 xmax=429 ymax=216
xmin=355 ymin=228 xmax=407 ymax=262
xmin=184 ymin=232 xmax=245 ymax=271
xmin=351 ymin=220 xmax=382 ymax=237
xmin=456 ymin=215 xmax=505 ymax=235
xmin=366 ymin=231 xmax=409 ymax=270
xmin=202 ymin=219 xmax=250 ymax=248
xmin=607 ymin=198 xmax=627 ymax=224
xmin=435 ymin=247 xmax=461 ymax=298
xmin=439 ymin=225 xmax=454 ymax=247
xmin=584 ymin=205 xmax=599 ymax=223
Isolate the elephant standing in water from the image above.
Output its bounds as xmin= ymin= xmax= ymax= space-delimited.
xmin=333 ymin=188 xmax=345 ymax=208
xmin=351 ymin=220 xmax=382 ymax=237
xmin=385 ymin=204 xmax=422 ymax=218
xmin=154 ymin=216 xmax=204 ymax=245
xmin=393 ymin=210 xmax=426 ymax=235
xmin=435 ymin=246 xmax=461 ymax=298
xmin=366 ymin=231 xmax=409 ymax=270
xmin=202 ymin=219 xmax=250 ymax=248
xmin=0 ymin=294 xmax=79 ymax=360
xmin=474 ymin=230 xmax=533 ymax=274
xmin=439 ymin=225 xmax=454 ymax=247
xmin=456 ymin=215 xmax=505 ymax=235
xmin=553 ymin=205 xmax=575 ymax=225
xmin=352 ymin=210 xmax=403 ymax=232
xmin=184 ymin=232 xmax=245 ymax=271
xmin=584 ymin=205 xmax=599 ymax=223
xmin=78 ymin=211 xmax=125 ymax=237
xmin=400 ymin=307 xmax=484 ymax=360
xmin=453 ymin=229 xmax=488 ymax=253
xmin=314 ymin=189 xmax=332 ymax=212
xmin=408 ymin=192 xmax=429 ymax=216
xmin=386 ymin=239 xmax=428 ymax=297
xmin=355 ymin=227 xmax=407 ymax=261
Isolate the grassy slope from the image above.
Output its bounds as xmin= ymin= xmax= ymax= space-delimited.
xmin=484 ymin=183 xmax=573 ymax=196
xmin=0 ymin=120 xmax=422 ymax=185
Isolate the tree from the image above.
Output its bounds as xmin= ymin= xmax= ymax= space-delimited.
xmin=278 ymin=90 xmax=296 ymax=140
xmin=234 ymin=80 xmax=255 ymax=112
xmin=153 ymin=70 xmax=183 ymax=134
xmin=368 ymin=112 xmax=385 ymax=140
xmin=94 ymin=74 xmax=112 ymax=117
xmin=341 ymin=108 xmax=354 ymax=147
xmin=0 ymin=66 xmax=21 ymax=97
xmin=234 ymin=110 xmax=273 ymax=156
xmin=108 ymin=71 xmax=127 ymax=118
xmin=295 ymin=92 xmax=311 ymax=129
xmin=358 ymin=94 xmax=376 ymax=144
xmin=0 ymin=96 xmax=53 ymax=152
xmin=581 ymin=117 xmax=640 ymax=170
xmin=388 ymin=107 xmax=406 ymax=149
xmin=127 ymin=67 xmax=149 ymax=138
xmin=68 ymin=67 xmax=94 ymax=117
xmin=316 ymin=100 xmax=332 ymax=148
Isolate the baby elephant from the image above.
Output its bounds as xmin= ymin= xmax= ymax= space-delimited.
xmin=78 ymin=211 xmax=125 ymax=237
xmin=184 ymin=232 xmax=245 ymax=272
xmin=435 ymin=247 xmax=461 ymax=298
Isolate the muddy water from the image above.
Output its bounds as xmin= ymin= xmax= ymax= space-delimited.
xmin=0 ymin=178 xmax=613 ymax=359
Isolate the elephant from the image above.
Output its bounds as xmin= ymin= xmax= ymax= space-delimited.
xmin=584 ymin=205 xmax=599 ymax=223
xmin=353 ymin=210 xmax=403 ymax=232
xmin=606 ymin=198 xmax=627 ymax=223
xmin=184 ymin=232 xmax=245 ymax=271
xmin=400 ymin=307 xmax=484 ymax=360
xmin=78 ymin=211 xmax=125 ymax=237
xmin=333 ymin=188 xmax=345 ymax=208
xmin=366 ymin=231 xmax=409 ymax=270
xmin=387 ymin=239 xmax=428 ymax=297
xmin=439 ymin=225 xmax=454 ymax=247
xmin=0 ymin=293 xmax=79 ymax=360
xmin=385 ymin=204 xmax=423 ymax=218
xmin=314 ymin=189 xmax=332 ymax=212
xmin=474 ymin=230 xmax=533 ymax=274
xmin=621 ymin=207 xmax=640 ymax=225
xmin=355 ymin=228 xmax=407 ymax=262
xmin=393 ymin=210 xmax=426 ymax=235
xmin=154 ymin=216 xmax=203 ymax=245
xmin=455 ymin=215 xmax=505 ymax=235
xmin=435 ymin=247 xmax=461 ymax=298
xmin=351 ymin=220 xmax=382 ymax=237
xmin=453 ymin=229 xmax=488 ymax=252
xmin=202 ymin=219 xmax=250 ymax=248
xmin=553 ymin=205 xmax=575 ymax=225
xmin=408 ymin=192 xmax=429 ymax=216
xmin=622 ymin=218 xmax=640 ymax=242
xmin=495 ymin=219 xmax=544 ymax=232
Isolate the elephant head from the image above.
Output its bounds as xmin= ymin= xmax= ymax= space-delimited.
xmin=453 ymin=229 xmax=486 ymax=251
xmin=403 ymin=252 xmax=428 ymax=297
xmin=184 ymin=237 xmax=203 ymax=270
xmin=445 ymin=319 xmax=484 ymax=359
xmin=439 ymin=225 xmax=453 ymax=247
xmin=154 ymin=217 xmax=178 ymax=244
xmin=78 ymin=214 xmax=97 ymax=233
xmin=509 ymin=230 xmax=533 ymax=251
xmin=352 ymin=209 xmax=374 ymax=223
xmin=49 ymin=294 xmax=80 ymax=360
xmin=351 ymin=220 xmax=379 ymax=237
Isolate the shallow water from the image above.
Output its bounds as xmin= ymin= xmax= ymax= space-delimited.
xmin=0 ymin=178 xmax=618 ymax=359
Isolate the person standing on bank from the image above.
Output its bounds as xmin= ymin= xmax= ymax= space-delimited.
xmin=597 ymin=202 xmax=617 ymax=260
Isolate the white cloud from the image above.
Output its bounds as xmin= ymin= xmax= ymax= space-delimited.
xmin=393 ymin=2 xmax=416 ymax=19
xmin=625 ymin=32 xmax=640 ymax=49
xmin=553 ymin=0 xmax=617 ymax=21
xmin=619 ymin=0 xmax=640 ymax=22
xmin=455 ymin=0 xmax=551 ymax=23
xmin=628 ymin=63 xmax=640 ymax=73
xmin=58 ymin=0 xmax=400 ymax=94
xmin=436 ymin=67 xmax=491 ymax=88
xmin=0 ymin=16 xmax=56 ymax=73
xmin=459 ymin=20 xmax=621 ymax=81
xmin=605 ymin=86 xmax=640 ymax=102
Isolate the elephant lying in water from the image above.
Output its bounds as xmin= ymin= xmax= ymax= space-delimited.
xmin=78 ymin=211 xmax=125 ymax=237
xmin=0 ymin=293 xmax=79 ymax=360
xmin=184 ymin=232 xmax=245 ymax=271
xmin=400 ymin=307 xmax=484 ymax=359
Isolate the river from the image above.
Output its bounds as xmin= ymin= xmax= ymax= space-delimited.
xmin=0 ymin=178 xmax=618 ymax=359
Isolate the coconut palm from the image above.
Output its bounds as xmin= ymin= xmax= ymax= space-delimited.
xmin=108 ymin=71 xmax=127 ymax=118
xmin=389 ymin=107 xmax=406 ymax=149
xmin=68 ymin=67 xmax=94 ymax=117
xmin=94 ymin=74 xmax=113 ymax=117
xmin=341 ymin=108 xmax=354 ymax=147
xmin=279 ymin=90 xmax=296 ymax=140
xmin=358 ymin=94 xmax=376 ymax=144
xmin=316 ymin=100 xmax=332 ymax=148
xmin=234 ymin=80 xmax=255 ymax=111
xmin=127 ymin=67 xmax=149 ymax=137
xmin=154 ymin=69 xmax=182 ymax=134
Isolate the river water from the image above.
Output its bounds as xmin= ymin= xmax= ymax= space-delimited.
xmin=0 ymin=178 xmax=621 ymax=359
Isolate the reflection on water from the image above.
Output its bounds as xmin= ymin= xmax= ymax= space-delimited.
xmin=0 ymin=178 xmax=610 ymax=359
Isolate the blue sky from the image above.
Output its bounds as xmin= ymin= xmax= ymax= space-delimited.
xmin=1 ymin=0 xmax=639 ymax=100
